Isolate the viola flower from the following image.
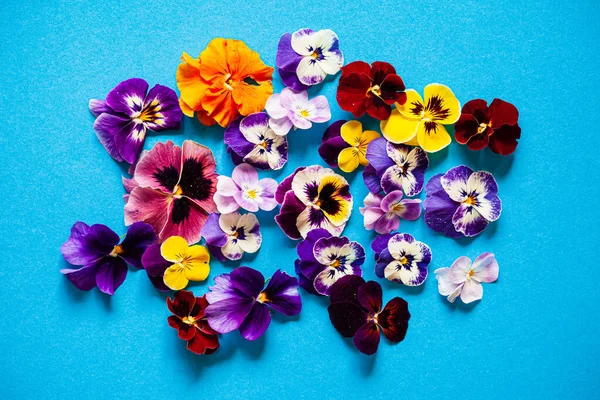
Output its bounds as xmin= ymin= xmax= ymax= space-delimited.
xmin=265 ymin=88 xmax=331 ymax=136
xmin=214 ymin=163 xmax=278 ymax=214
xmin=152 ymin=236 xmax=210 ymax=290
xmin=423 ymin=165 xmax=502 ymax=238
xmin=380 ymin=83 xmax=460 ymax=152
xmin=275 ymin=165 xmax=353 ymax=240
xmin=371 ymin=233 xmax=432 ymax=286
xmin=434 ymin=253 xmax=499 ymax=304
xmin=364 ymin=137 xmax=428 ymax=195
xmin=454 ymin=99 xmax=521 ymax=155
xmin=200 ymin=212 xmax=262 ymax=261
xmin=224 ymin=112 xmax=288 ymax=170
xmin=328 ymin=276 xmax=410 ymax=355
xmin=60 ymin=222 xmax=156 ymax=295
xmin=176 ymin=38 xmax=274 ymax=128
xmin=318 ymin=120 xmax=381 ymax=173
xmin=167 ymin=290 xmax=219 ymax=355
xmin=336 ymin=61 xmax=406 ymax=120
xmin=205 ymin=267 xmax=302 ymax=340
xmin=276 ymin=28 xmax=343 ymax=90
xmin=359 ymin=191 xmax=422 ymax=234
xmin=124 ymin=140 xmax=218 ymax=244
xmin=294 ymin=228 xmax=365 ymax=296
xmin=90 ymin=78 xmax=182 ymax=164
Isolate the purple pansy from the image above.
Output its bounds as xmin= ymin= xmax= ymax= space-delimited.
xmin=359 ymin=191 xmax=422 ymax=234
xmin=90 ymin=78 xmax=182 ymax=164
xmin=205 ymin=267 xmax=302 ymax=340
xmin=60 ymin=221 xmax=157 ymax=295
xmin=294 ymin=228 xmax=365 ymax=296
xmin=364 ymin=137 xmax=428 ymax=195
xmin=372 ymin=233 xmax=432 ymax=286
xmin=200 ymin=212 xmax=262 ymax=261
xmin=276 ymin=28 xmax=344 ymax=90
xmin=265 ymin=88 xmax=331 ymax=136
xmin=140 ymin=243 xmax=171 ymax=291
xmin=423 ymin=165 xmax=502 ymax=238
xmin=214 ymin=163 xmax=278 ymax=214
xmin=224 ymin=112 xmax=288 ymax=171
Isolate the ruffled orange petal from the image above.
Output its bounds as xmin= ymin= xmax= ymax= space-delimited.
xmin=196 ymin=109 xmax=216 ymax=126
xmin=202 ymin=88 xmax=238 ymax=127
xmin=198 ymin=38 xmax=229 ymax=82
xmin=179 ymin=98 xmax=194 ymax=118
xmin=232 ymin=82 xmax=273 ymax=116
xmin=176 ymin=52 xmax=209 ymax=111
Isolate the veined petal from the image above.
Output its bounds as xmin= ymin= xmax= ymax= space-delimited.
xmin=134 ymin=140 xmax=182 ymax=192
xmin=95 ymin=257 xmax=128 ymax=295
xmin=236 ymin=213 xmax=262 ymax=254
xmin=163 ymin=264 xmax=189 ymax=290
xmin=291 ymin=28 xmax=317 ymax=56
xmin=467 ymin=171 xmax=502 ymax=222
xmin=182 ymin=245 xmax=210 ymax=281
xmin=214 ymin=193 xmax=240 ymax=214
xmin=114 ymin=121 xmax=147 ymax=165
xmin=397 ymin=199 xmax=422 ymax=220
xmin=297 ymin=56 xmax=327 ymax=86
xmin=452 ymin=204 xmax=489 ymax=237
xmin=262 ymin=270 xmax=302 ymax=316
xmin=179 ymin=140 xmax=218 ymax=212
xmin=423 ymin=83 xmax=461 ymax=124
xmin=396 ymin=89 xmax=425 ymax=119
xmin=441 ymin=165 xmax=473 ymax=203
xmin=160 ymin=198 xmax=209 ymax=245
xmin=380 ymin=108 xmax=420 ymax=144
xmin=123 ymin=187 xmax=170 ymax=240
xmin=89 ymin=99 xmax=112 ymax=117
xmin=205 ymin=297 xmax=255 ymax=334
xmin=337 ymin=147 xmax=360 ymax=173
xmin=340 ymin=120 xmax=363 ymax=147
xmin=434 ymin=267 xmax=461 ymax=296
xmin=160 ymin=236 xmax=189 ymax=262
xmin=118 ymin=222 xmax=157 ymax=269
xmin=423 ymin=174 xmax=462 ymax=238
xmin=105 ymin=78 xmax=149 ymax=117
xmin=471 ymin=252 xmax=499 ymax=283
xmin=142 ymin=84 xmax=182 ymax=131
xmin=239 ymin=303 xmax=271 ymax=340
xmin=416 ymin=120 xmax=451 ymax=153
xmin=92 ymin=113 xmax=128 ymax=162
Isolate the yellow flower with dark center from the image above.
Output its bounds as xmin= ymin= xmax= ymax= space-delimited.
xmin=337 ymin=121 xmax=381 ymax=173
xmin=161 ymin=236 xmax=210 ymax=290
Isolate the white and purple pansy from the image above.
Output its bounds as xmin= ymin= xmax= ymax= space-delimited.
xmin=90 ymin=78 xmax=182 ymax=164
xmin=372 ymin=233 xmax=432 ymax=286
xmin=265 ymin=88 xmax=331 ymax=136
xmin=214 ymin=163 xmax=278 ymax=214
xmin=276 ymin=28 xmax=344 ymax=90
xmin=224 ymin=112 xmax=288 ymax=171
xmin=359 ymin=191 xmax=422 ymax=234
xmin=200 ymin=212 xmax=262 ymax=261
xmin=364 ymin=137 xmax=428 ymax=195
xmin=424 ymin=165 xmax=502 ymax=238
xmin=275 ymin=165 xmax=353 ymax=240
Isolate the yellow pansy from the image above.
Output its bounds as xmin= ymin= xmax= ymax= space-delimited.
xmin=161 ymin=236 xmax=210 ymax=290
xmin=380 ymin=83 xmax=461 ymax=153
xmin=337 ymin=120 xmax=381 ymax=173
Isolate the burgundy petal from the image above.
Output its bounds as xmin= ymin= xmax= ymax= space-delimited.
xmin=454 ymin=114 xmax=482 ymax=145
xmin=365 ymin=96 xmax=392 ymax=120
xmin=353 ymin=322 xmax=381 ymax=355
xmin=186 ymin=327 xmax=220 ymax=354
xmin=167 ymin=290 xmax=197 ymax=318
xmin=357 ymin=281 xmax=383 ymax=313
xmin=489 ymin=98 xmax=519 ymax=129
xmin=167 ymin=316 xmax=196 ymax=341
xmin=329 ymin=275 xmax=366 ymax=304
xmin=378 ymin=297 xmax=411 ymax=343
xmin=379 ymin=74 xmax=406 ymax=105
xmin=489 ymin=124 xmax=521 ymax=155
xmin=275 ymin=191 xmax=306 ymax=240
xmin=327 ymin=302 xmax=367 ymax=337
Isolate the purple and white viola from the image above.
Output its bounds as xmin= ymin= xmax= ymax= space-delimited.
xmin=364 ymin=137 xmax=429 ymax=195
xmin=359 ymin=191 xmax=422 ymax=234
xmin=424 ymin=165 xmax=502 ymax=238
xmin=276 ymin=28 xmax=344 ymax=90
xmin=200 ymin=212 xmax=262 ymax=261
xmin=214 ymin=163 xmax=278 ymax=214
xmin=90 ymin=78 xmax=182 ymax=164
xmin=371 ymin=233 xmax=432 ymax=286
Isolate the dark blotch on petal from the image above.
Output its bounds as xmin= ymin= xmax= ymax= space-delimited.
xmin=171 ymin=198 xmax=191 ymax=224
xmin=179 ymin=158 xmax=214 ymax=201
xmin=153 ymin=165 xmax=180 ymax=192
xmin=328 ymin=302 xmax=367 ymax=337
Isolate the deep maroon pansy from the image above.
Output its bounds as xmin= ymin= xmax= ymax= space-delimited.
xmin=327 ymin=276 xmax=410 ymax=355
xmin=167 ymin=290 xmax=220 ymax=355
xmin=454 ymin=98 xmax=521 ymax=155
xmin=336 ymin=61 xmax=406 ymax=120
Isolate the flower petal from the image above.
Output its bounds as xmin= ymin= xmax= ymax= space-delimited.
xmin=416 ymin=121 xmax=451 ymax=153
xmin=379 ymin=297 xmax=410 ymax=343
xmin=448 ymin=256 xmax=472 ymax=284
xmin=329 ymin=275 xmax=366 ymax=304
xmin=362 ymin=164 xmax=383 ymax=193
xmin=441 ymin=165 xmax=473 ymax=202
xmin=134 ymin=140 xmax=182 ymax=192
xmin=423 ymin=174 xmax=462 ymax=238
xmin=319 ymin=136 xmax=347 ymax=169
xmin=214 ymin=193 xmax=240 ymax=214
xmin=265 ymin=93 xmax=288 ymax=119
xmin=275 ymin=192 xmax=306 ymax=240
xmin=143 ymin=84 xmax=182 ymax=131
xmin=187 ymin=328 xmax=220 ymax=354
xmin=95 ymin=257 xmax=128 ymax=295
xmin=216 ymin=175 xmax=239 ymax=197
xmin=423 ymin=83 xmax=460 ymax=124
xmin=328 ymin=302 xmax=367 ymax=337
xmin=340 ymin=120 xmax=363 ymax=146
xmin=434 ymin=268 xmax=460 ymax=296
xmin=183 ymin=245 xmax=210 ymax=281
xmin=60 ymin=264 xmax=98 ymax=291
xmin=160 ymin=198 xmax=209 ymax=245
xmin=365 ymin=137 xmax=395 ymax=176
xmin=124 ymin=187 xmax=170 ymax=239
xmin=117 ymin=222 xmax=156 ymax=269
xmin=89 ymin=99 xmax=112 ymax=117
xmin=105 ymin=78 xmax=149 ymax=116
xmin=471 ymin=252 xmax=499 ymax=283
xmin=163 ymin=265 xmax=189 ymax=290
xmin=230 ymin=266 xmax=265 ymax=298
xmin=236 ymin=213 xmax=262 ymax=254
xmin=337 ymin=147 xmax=360 ymax=173
xmin=353 ymin=323 xmax=380 ymax=355
xmin=290 ymin=28 xmax=316 ymax=56
xmin=239 ymin=303 xmax=271 ymax=340
xmin=357 ymin=281 xmax=383 ymax=313
xmin=141 ymin=243 xmax=170 ymax=278
xmin=160 ymin=236 xmax=188 ymax=262
xmin=489 ymin=124 xmax=521 ymax=155
xmin=205 ymin=296 xmax=255 ymax=334
xmin=460 ymin=279 xmax=483 ymax=303
xmin=92 ymin=113 xmax=128 ymax=162
xmin=60 ymin=222 xmax=119 ymax=266
xmin=467 ymin=171 xmax=502 ymax=222
xmin=179 ymin=140 xmax=218 ymax=212
xmin=262 ymin=270 xmax=302 ymax=316
xmin=336 ymin=71 xmax=370 ymax=117
xmin=452 ymin=204 xmax=489 ymax=237
xmin=166 ymin=290 xmax=196 ymax=317
xmin=276 ymin=32 xmax=302 ymax=70
xmin=489 ymin=98 xmax=519 ymax=128
xmin=380 ymin=108 xmax=420 ymax=144
xmin=200 ymin=213 xmax=228 ymax=247
xmin=307 ymin=95 xmax=331 ymax=123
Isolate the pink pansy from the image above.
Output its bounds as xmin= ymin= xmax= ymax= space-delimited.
xmin=214 ymin=163 xmax=278 ymax=214
xmin=265 ymin=87 xmax=331 ymax=136
xmin=359 ymin=191 xmax=422 ymax=234
xmin=434 ymin=253 xmax=499 ymax=304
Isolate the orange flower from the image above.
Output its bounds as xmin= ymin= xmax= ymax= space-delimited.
xmin=176 ymin=39 xmax=274 ymax=128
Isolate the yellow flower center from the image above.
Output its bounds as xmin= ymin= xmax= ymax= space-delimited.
xmin=260 ymin=140 xmax=269 ymax=149
xmin=464 ymin=196 xmax=477 ymax=206
xmin=331 ymin=259 xmax=341 ymax=268
xmin=109 ymin=245 xmax=123 ymax=257
xmin=181 ymin=315 xmax=196 ymax=325
xmin=467 ymin=269 xmax=475 ymax=279
xmin=477 ymin=122 xmax=491 ymax=134
xmin=299 ymin=109 xmax=310 ymax=118
xmin=398 ymin=256 xmax=409 ymax=265
xmin=369 ymin=85 xmax=382 ymax=97
xmin=391 ymin=202 xmax=404 ymax=212
xmin=224 ymin=73 xmax=234 ymax=91
xmin=311 ymin=51 xmax=320 ymax=59
xmin=173 ymin=185 xmax=183 ymax=197
xmin=257 ymin=292 xmax=268 ymax=303
xmin=246 ymin=189 xmax=258 ymax=199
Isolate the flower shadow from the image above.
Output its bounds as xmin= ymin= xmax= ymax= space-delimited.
xmin=339 ymin=336 xmax=377 ymax=375
xmin=455 ymin=142 xmax=514 ymax=178
xmin=441 ymin=297 xmax=479 ymax=313
xmin=58 ymin=257 xmax=113 ymax=311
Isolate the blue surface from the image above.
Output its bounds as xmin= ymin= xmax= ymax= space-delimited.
xmin=1 ymin=0 xmax=599 ymax=399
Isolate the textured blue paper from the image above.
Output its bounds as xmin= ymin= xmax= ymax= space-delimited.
xmin=1 ymin=0 xmax=599 ymax=399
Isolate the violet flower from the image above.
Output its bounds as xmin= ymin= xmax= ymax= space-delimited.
xmin=200 ymin=212 xmax=262 ymax=261
xmin=435 ymin=253 xmax=499 ymax=303
xmin=359 ymin=191 xmax=422 ymax=234
xmin=423 ymin=165 xmax=502 ymax=238
xmin=214 ymin=163 xmax=278 ymax=214
xmin=90 ymin=78 xmax=182 ymax=164
xmin=294 ymin=228 xmax=365 ymax=296
xmin=371 ymin=233 xmax=432 ymax=286
xmin=265 ymin=88 xmax=331 ymax=136
xmin=205 ymin=267 xmax=302 ymax=340
xmin=60 ymin=221 xmax=157 ymax=295
xmin=276 ymin=28 xmax=344 ymax=90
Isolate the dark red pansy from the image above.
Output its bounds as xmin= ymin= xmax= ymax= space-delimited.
xmin=336 ymin=61 xmax=406 ymax=121
xmin=167 ymin=290 xmax=219 ymax=355
xmin=327 ymin=276 xmax=410 ymax=355
xmin=454 ymin=98 xmax=521 ymax=155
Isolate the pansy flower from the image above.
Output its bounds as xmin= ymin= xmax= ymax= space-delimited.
xmin=60 ymin=222 xmax=156 ymax=295
xmin=423 ymin=165 xmax=502 ymax=238
xmin=434 ymin=253 xmax=499 ymax=303
xmin=454 ymin=99 xmax=521 ymax=155
xmin=276 ymin=28 xmax=343 ymax=90
xmin=200 ymin=212 xmax=262 ymax=261
xmin=141 ymin=236 xmax=210 ymax=291
xmin=336 ymin=61 xmax=406 ymax=120
xmin=167 ymin=290 xmax=219 ymax=355
xmin=124 ymin=140 xmax=218 ymax=244
xmin=359 ymin=191 xmax=422 ymax=234
xmin=176 ymin=38 xmax=274 ymax=127
xmin=205 ymin=267 xmax=302 ymax=340
xmin=380 ymin=83 xmax=460 ymax=152
xmin=224 ymin=112 xmax=288 ymax=170
xmin=294 ymin=228 xmax=365 ymax=296
xmin=371 ymin=233 xmax=432 ymax=286
xmin=265 ymin=88 xmax=331 ymax=136
xmin=318 ymin=120 xmax=381 ymax=173
xmin=363 ymin=137 xmax=428 ymax=195
xmin=328 ymin=276 xmax=410 ymax=355
xmin=214 ymin=163 xmax=278 ymax=214
xmin=90 ymin=78 xmax=182 ymax=164
xmin=275 ymin=165 xmax=353 ymax=240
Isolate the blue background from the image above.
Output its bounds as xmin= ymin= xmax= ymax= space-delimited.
xmin=1 ymin=0 xmax=598 ymax=398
